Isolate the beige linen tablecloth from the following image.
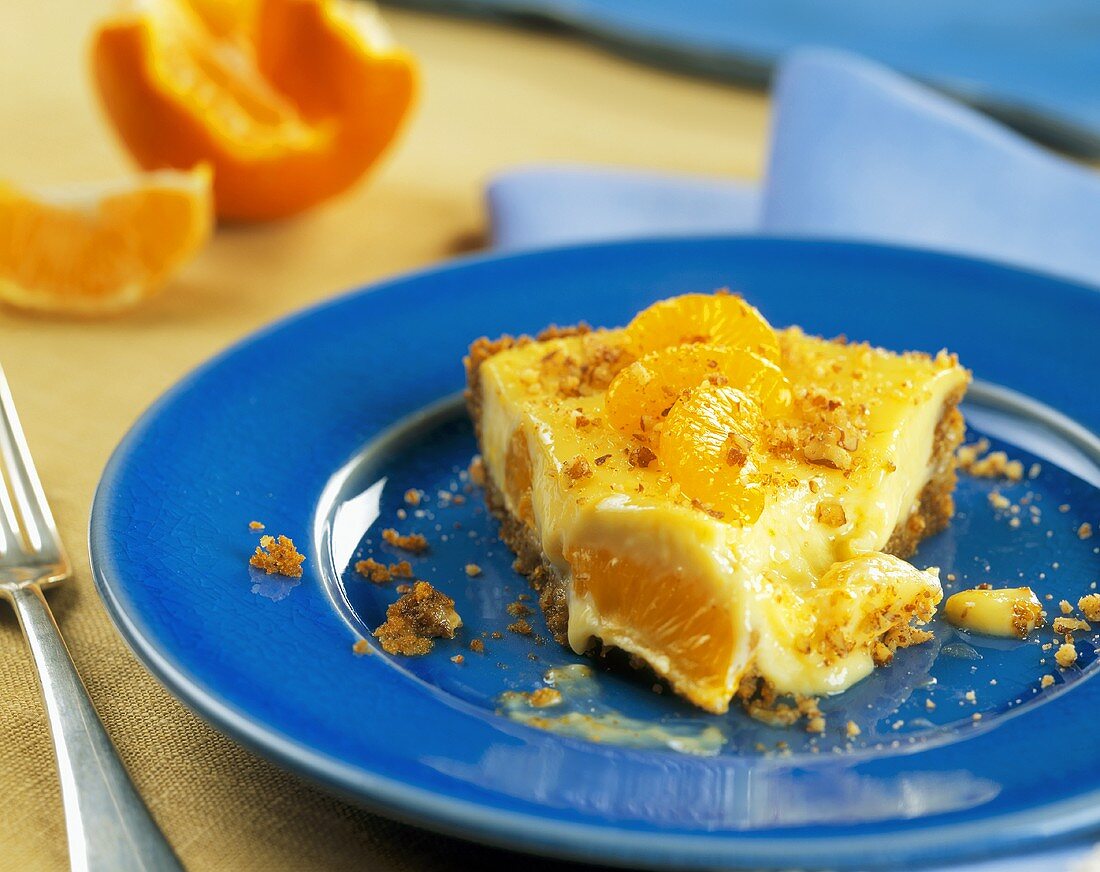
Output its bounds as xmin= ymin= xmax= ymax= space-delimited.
xmin=0 ymin=4 xmax=766 ymax=868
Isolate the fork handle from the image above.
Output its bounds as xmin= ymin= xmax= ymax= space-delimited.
xmin=9 ymin=583 xmax=183 ymax=872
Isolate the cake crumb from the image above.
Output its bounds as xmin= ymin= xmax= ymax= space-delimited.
xmin=1053 ymin=617 xmax=1091 ymax=635
xmin=1060 ymin=599 xmax=1074 ymax=615
xmin=507 ymin=618 xmax=533 ymax=636
xmin=468 ymin=455 xmax=486 ymax=486
xmin=845 ymin=721 xmax=861 ymax=738
xmin=373 ymin=581 xmax=462 ymax=656
xmin=382 ymin=528 xmax=429 ymax=553
xmin=352 ymin=639 xmax=369 ymax=655
xmin=249 ymin=535 xmax=305 ymax=578
xmin=465 ymin=563 xmax=482 ymax=577
xmin=507 ymin=601 xmax=533 ymax=617
xmin=355 ymin=558 xmax=391 ymax=583
xmin=964 ymin=690 xmax=976 ymax=703
xmin=957 ymin=440 xmax=1024 ymax=481
xmin=404 ymin=488 xmax=422 ymax=507
xmin=925 ymin=699 xmax=936 ymax=711
xmin=972 ymin=713 xmax=982 ymax=721
xmin=248 ymin=520 xmax=265 ymax=531
xmin=1079 ymin=523 xmax=1094 ymax=540
xmin=450 ymin=654 xmax=465 ymax=665
xmin=1041 ymin=674 xmax=1055 ymax=689
xmin=1078 ymin=594 xmax=1100 ymax=622
xmin=1055 ymin=641 xmax=1078 ymax=669
xmin=469 ymin=639 xmax=485 ymax=654
xmin=988 ymin=491 xmax=1010 ymax=510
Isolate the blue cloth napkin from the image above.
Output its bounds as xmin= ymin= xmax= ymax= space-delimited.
xmin=487 ymin=48 xmax=1100 ymax=291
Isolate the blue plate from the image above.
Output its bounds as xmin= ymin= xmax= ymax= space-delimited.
xmin=90 ymin=238 xmax=1100 ymax=870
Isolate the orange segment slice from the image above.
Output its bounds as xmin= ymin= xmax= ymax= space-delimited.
xmin=661 ymin=384 xmax=766 ymax=523
xmin=0 ymin=167 xmax=212 ymax=315
xmin=604 ymin=343 xmax=790 ymax=436
xmin=567 ymin=545 xmax=739 ymax=712
xmin=91 ymin=0 xmax=417 ymax=221
xmin=626 ymin=291 xmax=780 ymax=361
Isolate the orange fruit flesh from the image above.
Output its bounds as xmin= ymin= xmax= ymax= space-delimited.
xmin=604 ymin=343 xmax=790 ymax=436
xmin=0 ymin=167 xmax=212 ymax=314
xmin=661 ymin=384 xmax=766 ymax=523
xmin=504 ymin=427 xmax=536 ymax=528
xmin=568 ymin=545 xmax=737 ymax=712
xmin=91 ymin=0 xmax=417 ymax=221
xmin=625 ymin=292 xmax=780 ymax=361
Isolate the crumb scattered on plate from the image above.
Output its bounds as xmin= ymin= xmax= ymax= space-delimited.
xmin=382 ymin=528 xmax=429 ymax=553
xmin=250 ymin=534 xmax=305 ymax=577
xmin=373 ymin=581 xmax=462 ymax=655
xmin=249 ymin=520 xmax=265 ymax=531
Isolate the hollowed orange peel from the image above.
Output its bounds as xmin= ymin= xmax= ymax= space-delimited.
xmin=91 ymin=0 xmax=418 ymax=221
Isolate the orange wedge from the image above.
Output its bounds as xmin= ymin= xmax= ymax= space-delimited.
xmin=604 ymin=343 xmax=790 ymax=436
xmin=661 ymin=383 xmax=766 ymax=523
xmin=626 ymin=291 xmax=781 ymax=362
xmin=0 ymin=167 xmax=212 ymax=315
xmin=91 ymin=0 xmax=417 ymax=221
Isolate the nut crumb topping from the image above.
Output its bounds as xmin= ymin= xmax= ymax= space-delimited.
xmin=816 ymin=500 xmax=847 ymax=528
xmin=561 ymin=455 xmax=593 ymax=486
xmin=626 ymin=444 xmax=657 ymax=469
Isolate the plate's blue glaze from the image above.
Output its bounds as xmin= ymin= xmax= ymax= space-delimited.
xmin=90 ymin=238 xmax=1100 ymax=870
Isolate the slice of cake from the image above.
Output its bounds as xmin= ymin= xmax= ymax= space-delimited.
xmin=465 ymin=292 xmax=969 ymax=714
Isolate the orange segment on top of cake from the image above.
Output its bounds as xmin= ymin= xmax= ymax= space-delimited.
xmin=465 ymin=291 xmax=970 ymax=715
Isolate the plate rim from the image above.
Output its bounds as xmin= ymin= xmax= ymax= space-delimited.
xmin=88 ymin=234 xmax=1100 ymax=870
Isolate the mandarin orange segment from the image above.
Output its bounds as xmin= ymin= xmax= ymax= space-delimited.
xmin=0 ymin=167 xmax=212 ymax=315
xmin=91 ymin=0 xmax=417 ymax=221
xmin=604 ymin=343 xmax=790 ymax=436
xmin=567 ymin=545 xmax=738 ymax=712
xmin=625 ymin=292 xmax=780 ymax=362
xmin=661 ymin=384 xmax=766 ymax=523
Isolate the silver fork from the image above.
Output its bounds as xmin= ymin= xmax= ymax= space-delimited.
xmin=0 ymin=365 xmax=182 ymax=872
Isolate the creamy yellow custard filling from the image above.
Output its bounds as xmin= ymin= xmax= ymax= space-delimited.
xmin=473 ymin=313 xmax=969 ymax=714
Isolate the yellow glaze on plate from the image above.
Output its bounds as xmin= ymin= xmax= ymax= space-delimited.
xmin=476 ymin=326 xmax=969 ymax=713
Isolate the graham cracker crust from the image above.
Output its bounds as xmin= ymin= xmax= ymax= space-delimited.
xmin=464 ymin=330 xmax=967 ymax=650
